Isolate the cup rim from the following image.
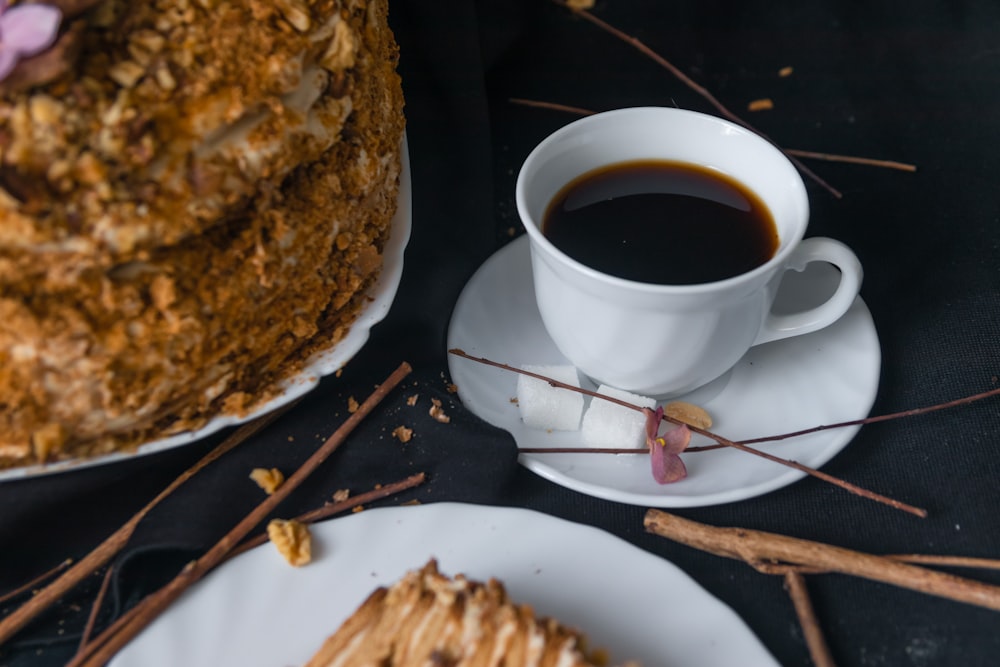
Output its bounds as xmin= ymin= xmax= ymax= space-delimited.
xmin=515 ymin=106 xmax=809 ymax=295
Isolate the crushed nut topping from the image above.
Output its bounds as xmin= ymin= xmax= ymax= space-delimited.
xmin=429 ymin=398 xmax=451 ymax=424
xmin=250 ymin=467 xmax=285 ymax=495
xmin=392 ymin=425 xmax=413 ymax=443
xmin=267 ymin=518 xmax=312 ymax=567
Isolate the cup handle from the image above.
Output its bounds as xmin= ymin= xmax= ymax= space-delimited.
xmin=753 ymin=237 xmax=864 ymax=346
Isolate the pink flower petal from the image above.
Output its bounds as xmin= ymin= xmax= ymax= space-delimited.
xmin=650 ymin=434 xmax=688 ymax=484
xmin=659 ymin=423 xmax=691 ymax=454
xmin=643 ymin=406 xmax=663 ymax=444
xmin=0 ymin=48 xmax=17 ymax=80
xmin=645 ymin=408 xmax=691 ymax=485
xmin=1 ymin=4 xmax=62 ymax=57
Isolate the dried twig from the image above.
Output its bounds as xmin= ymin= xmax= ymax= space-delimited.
xmin=449 ymin=349 xmax=927 ymax=517
xmin=784 ymin=149 xmax=916 ymax=172
xmin=509 ymin=97 xmax=917 ymax=174
xmin=0 ymin=559 xmax=72 ymax=606
xmin=0 ymin=400 xmax=297 ymax=647
xmin=784 ymin=572 xmax=838 ymax=667
xmin=79 ymin=567 xmax=114 ymax=651
xmin=552 ymin=0 xmax=843 ymax=198
xmin=68 ymin=362 xmax=412 ymax=667
xmin=644 ymin=510 xmax=1000 ymax=611
xmin=227 ymin=472 xmax=427 ymax=558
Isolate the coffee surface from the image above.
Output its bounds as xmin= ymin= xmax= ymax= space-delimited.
xmin=542 ymin=160 xmax=778 ymax=284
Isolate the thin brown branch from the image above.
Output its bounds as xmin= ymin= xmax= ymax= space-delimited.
xmin=0 ymin=559 xmax=72 ymax=606
xmin=0 ymin=399 xmax=296 ymax=648
xmin=785 ymin=149 xmax=916 ymax=172
xmin=68 ymin=362 xmax=412 ymax=667
xmin=510 ymin=97 xmax=917 ymax=175
xmin=78 ymin=567 xmax=114 ymax=652
xmin=644 ymin=509 xmax=1000 ymax=611
xmin=228 ymin=472 xmax=427 ymax=558
xmin=449 ymin=349 xmax=927 ymax=517
xmin=509 ymin=97 xmax=596 ymax=117
xmin=552 ymin=0 xmax=843 ymax=198
xmin=784 ymin=572 xmax=839 ymax=667
xmin=739 ymin=385 xmax=1000 ymax=446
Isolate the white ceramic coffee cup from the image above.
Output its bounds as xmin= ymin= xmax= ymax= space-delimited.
xmin=516 ymin=106 xmax=863 ymax=396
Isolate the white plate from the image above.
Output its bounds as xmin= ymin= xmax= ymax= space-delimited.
xmin=110 ymin=502 xmax=779 ymax=667
xmin=0 ymin=139 xmax=412 ymax=482
xmin=446 ymin=235 xmax=881 ymax=507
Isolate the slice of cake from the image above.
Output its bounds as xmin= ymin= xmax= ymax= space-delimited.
xmin=0 ymin=0 xmax=405 ymax=468
xmin=304 ymin=559 xmax=624 ymax=667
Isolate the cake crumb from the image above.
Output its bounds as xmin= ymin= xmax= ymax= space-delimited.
xmin=267 ymin=518 xmax=311 ymax=566
xmin=778 ymin=66 xmax=794 ymax=77
xmin=352 ymin=505 xmax=364 ymax=513
xmin=406 ymin=394 xmax=419 ymax=406
xmin=333 ymin=488 xmax=350 ymax=502
xmin=748 ymin=98 xmax=774 ymax=111
xmin=250 ymin=467 xmax=285 ymax=494
xmin=347 ymin=396 xmax=360 ymax=413
xmin=392 ymin=425 xmax=413 ymax=442
xmin=429 ymin=398 xmax=451 ymax=423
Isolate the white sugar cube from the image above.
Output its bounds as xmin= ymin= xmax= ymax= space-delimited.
xmin=517 ymin=365 xmax=584 ymax=431
xmin=582 ymin=384 xmax=656 ymax=449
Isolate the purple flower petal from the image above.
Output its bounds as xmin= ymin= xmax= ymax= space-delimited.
xmin=1 ymin=4 xmax=62 ymax=57
xmin=651 ymin=440 xmax=688 ymax=484
xmin=659 ymin=423 xmax=691 ymax=455
xmin=645 ymin=408 xmax=691 ymax=484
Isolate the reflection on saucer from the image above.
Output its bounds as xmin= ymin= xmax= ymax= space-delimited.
xmin=446 ymin=235 xmax=881 ymax=508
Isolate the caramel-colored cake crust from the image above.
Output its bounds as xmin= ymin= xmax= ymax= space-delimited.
xmin=0 ymin=0 xmax=405 ymax=467
xmin=305 ymin=560 xmax=611 ymax=667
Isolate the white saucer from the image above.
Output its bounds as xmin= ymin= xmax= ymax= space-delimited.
xmin=446 ymin=235 xmax=881 ymax=507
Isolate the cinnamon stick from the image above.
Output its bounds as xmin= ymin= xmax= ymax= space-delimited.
xmin=69 ymin=362 xmax=412 ymax=667
xmin=784 ymin=572 xmax=838 ymax=667
xmin=0 ymin=399 xmax=297 ymax=647
xmin=644 ymin=509 xmax=1000 ymax=611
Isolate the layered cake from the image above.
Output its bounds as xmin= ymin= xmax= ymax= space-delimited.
xmin=304 ymin=560 xmax=621 ymax=667
xmin=0 ymin=0 xmax=405 ymax=468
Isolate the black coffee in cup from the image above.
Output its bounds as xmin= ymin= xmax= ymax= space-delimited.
xmin=542 ymin=159 xmax=778 ymax=285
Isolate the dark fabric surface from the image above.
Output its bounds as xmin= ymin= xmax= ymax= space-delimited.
xmin=3 ymin=1 xmax=1000 ymax=666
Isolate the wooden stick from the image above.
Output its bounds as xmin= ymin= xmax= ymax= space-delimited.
xmin=644 ymin=510 xmax=1000 ymax=611
xmin=227 ymin=472 xmax=427 ymax=558
xmin=510 ymin=98 xmax=918 ymax=174
xmin=785 ymin=149 xmax=916 ymax=172
xmin=0 ymin=559 xmax=72 ymax=606
xmin=69 ymin=362 xmax=412 ymax=667
xmin=552 ymin=0 xmax=843 ymax=199
xmin=79 ymin=567 xmax=114 ymax=651
xmin=449 ymin=349 xmax=927 ymax=517
xmin=0 ymin=400 xmax=296 ymax=647
xmin=784 ymin=572 xmax=838 ymax=667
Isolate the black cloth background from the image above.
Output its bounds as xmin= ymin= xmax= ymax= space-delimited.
xmin=3 ymin=1 xmax=1000 ymax=666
